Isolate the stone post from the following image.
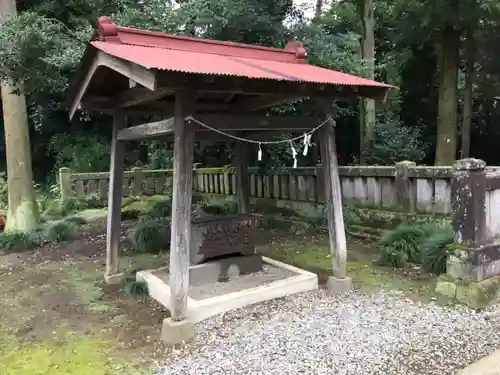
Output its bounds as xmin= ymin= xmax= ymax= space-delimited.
xmin=131 ymin=167 xmax=144 ymax=197
xmin=192 ymin=163 xmax=200 ymax=192
xmin=394 ymin=161 xmax=416 ymax=212
xmin=59 ymin=167 xmax=72 ymax=202
xmin=435 ymin=158 xmax=500 ymax=309
xmin=445 ymin=158 xmax=490 ymax=283
xmin=451 ymin=158 xmax=487 ymax=247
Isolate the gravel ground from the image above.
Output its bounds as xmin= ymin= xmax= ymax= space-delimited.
xmin=156 ymin=290 xmax=500 ymax=375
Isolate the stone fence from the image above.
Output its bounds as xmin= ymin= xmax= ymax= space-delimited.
xmin=58 ymin=159 xmax=500 ymax=242
xmin=59 ymin=161 xmax=459 ymax=216
xmin=59 ymin=158 xmax=500 ymax=307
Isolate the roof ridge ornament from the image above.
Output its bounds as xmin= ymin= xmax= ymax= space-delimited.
xmin=97 ymin=16 xmax=120 ymax=42
xmin=284 ymin=40 xmax=308 ymax=62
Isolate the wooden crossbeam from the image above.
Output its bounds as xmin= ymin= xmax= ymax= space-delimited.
xmin=117 ymin=118 xmax=175 ymax=140
xmin=116 ymin=115 xmax=319 ymax=141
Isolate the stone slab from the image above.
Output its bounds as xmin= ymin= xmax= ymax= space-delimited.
xmin=326 ymin=276 xmax=352 ymax=295
xmin=189 ymin=255 xmax=263 ymax=285
xmin=160 ymin=318 xmax=195 ymax=345
xmin=448 ymin=256 xmax=500 ymax=282
xmin=435 ymin=274 xmax=500 ymax=309
xmin=435 ymin=278 xmax=457 ymax=298
xmin=457 ymin=349 xmax=500 ymax=375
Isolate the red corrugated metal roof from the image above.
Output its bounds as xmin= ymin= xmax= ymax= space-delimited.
xmin=93 ymin=16 xmax=391 ymax=89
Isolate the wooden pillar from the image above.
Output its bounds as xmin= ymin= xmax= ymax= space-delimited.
xmin=169 ymin=90 xmax=196 ymax=321
xmin=105 ymin=112 xmax=126 ymax=283
xmin=317 ymin=100 xmax=351 ymax=293
xmin=234 ymin=141 xmax=250 ymax=213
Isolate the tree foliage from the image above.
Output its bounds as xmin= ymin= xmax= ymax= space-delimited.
xmin=1 ymin=0 xmax=500 ymax=180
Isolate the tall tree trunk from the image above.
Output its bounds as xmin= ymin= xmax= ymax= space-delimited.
xmin=314 ymin=0 xmax=323 ymax=20
xmin=460 ymin=28 xmax=474 ymax=159
xmin=435 ymin=26 xmax=460 ymax=166
xmin=0 ymin=0 xmax=39 ymax=231
xmin=358 ymin=0 xmax=375 ymax=164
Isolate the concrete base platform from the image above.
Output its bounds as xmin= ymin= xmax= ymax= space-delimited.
xmin=326 ymin=276 xmax=352 ymax=296
xmin=160 ymin=318 xmax=195 ymax=344
xmin=137 ymin=256 xmax=318 ymax=324
xmin=104 ymin=272 xmax=124 ymax=285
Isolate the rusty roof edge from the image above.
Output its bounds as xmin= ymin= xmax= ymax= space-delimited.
xmin=115 ymin=25 xmax=296 ymax=54
xmin=95 ymin=16 xmax=308 ymax=63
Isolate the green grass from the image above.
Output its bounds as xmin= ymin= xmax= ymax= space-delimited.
xmin=257 ymin=240 xmax=444 ymax=303
xmin=0 ymin=334 xmax=140 ymax=375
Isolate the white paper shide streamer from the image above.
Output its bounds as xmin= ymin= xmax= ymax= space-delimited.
xmin=302 ymin=133 xmax=312 ymax=156
xmin=185 ymin=115 xmax=333 ymax=168
xmin=290 ymin=141 xmax=298 ymax=168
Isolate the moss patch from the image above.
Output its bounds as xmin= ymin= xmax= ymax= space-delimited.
xmin=258 ymin=238 xmax=444 ymax=302
xmin=0 ymin=334 xmax=140 ymax=375
xmin=0 ymin=249 xmax=169 ymax=374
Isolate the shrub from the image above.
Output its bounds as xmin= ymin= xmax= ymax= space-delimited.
xmin=43 ymin=202 xmax=66 ymax=220
xmin=306 ymin=212 xmax=326 ymax=229
xmin=224 ymin=200 xmax=238 ymax=214
xmin=64 ymin=216 xmax=87 ymax=226
xmin=145 ymin=199 xmax=172 ymax=219
xmin=0 ymin=171 xmax=8 ymax=209
xmin=276 ymin=206 xmax=296 ymax=217
xmin=131 ymin=219 xmax=168 ymax=254
xmin=43 ymin=220 xmax=77 ymax=242
xmin=0 ymin=230 xmax=41 ymax=252
xmin=379 ymin=224 xmax=431 ymax=264
xmin=60 ymin=198 xmax=86 ymax=214
xmin=375 ymin=246 xmax=408 ymax=268
xmin=203 ymin=199 xmax=239 ymax=215
xmin=192 ymin=192 xmax=205 ymax=205
xmin=43 ymin=198 xmax=90 ymax=220
xmin=82 ymin=194 xmax=105 ymax=209
xmin=202 ymin=202 xmax=226 ymax=215
xmin=124 ymin=279 xmax=149 ymax=297
xmin=121 ymin=208 xmax=142 ymax=221
xmin=420 ymin=227 xmax=455 ymax=275
xmin=261 ymin=216 xmax=279 ymax=229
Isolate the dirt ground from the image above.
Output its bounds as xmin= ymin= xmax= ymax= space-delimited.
xmin=0 ymin=219 xmax=172 ymax=374
xmin=0 ymin=218 xmax=441 ymax=375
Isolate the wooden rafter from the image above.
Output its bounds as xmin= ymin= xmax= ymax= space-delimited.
xmin=69 ymin=52 xmax=157 ymax=120
xmin=117 ymin=118 xmax=174 ymax=140
xmin=116 ymin=87 xmax=173 ymax=108
xmin=235 ymin=94 xmax=302 ymax=112
xmin=76 ymin=66 xmax=389 ymax=115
